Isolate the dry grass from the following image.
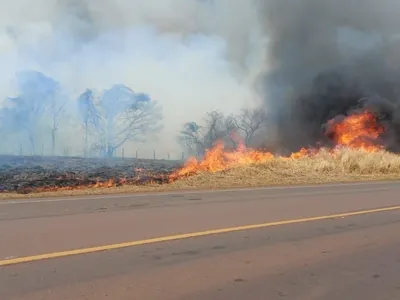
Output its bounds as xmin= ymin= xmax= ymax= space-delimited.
xmin=1 ymin=147 xmax=400 ymax=200
xmin=172 ymin=148 xmax=400 ymax=189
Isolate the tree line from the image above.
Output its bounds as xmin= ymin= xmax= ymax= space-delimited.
xmin=0 ymin=71 xmax=162 ymax=157
xmin=178 ymin=108 xmax=268 ymax=157
xmin=0 ymin=70 xmax=267 ymax=159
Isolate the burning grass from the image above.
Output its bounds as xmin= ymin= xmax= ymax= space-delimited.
xmin=1 ymin=147 xmax=400 ymax=200
xmin=1 ymin=109 xmax=400 ymax=199
xmin=172 ymin=147 xmax=400 ymax=189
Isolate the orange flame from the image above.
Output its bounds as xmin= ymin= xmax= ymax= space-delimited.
xmin=290 ymin=147 xmax=310 ymax=159
xmin=169 ymin=110 xmax=386 ymax=181
xmin=328 ymin=111 xmax=384 ymax=152
xmin=168 ymin=141 xmax=274 ymax=181
xmin=11 ymin=110 xmax=387 ymax=194
xmin=93 ymin=179 xmax=115 ymax=188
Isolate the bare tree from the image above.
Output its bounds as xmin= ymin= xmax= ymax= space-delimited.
xmin=233 ymin=108 xmax=267 ymax=147
xmin=179 ymin=108 xmax=268 ymax=156
xmin=4 ymin=97 xmax=43 ymax=153
xmin=179 ymin=121 xmax=205 ymax=156
xmin=4 ymin=71 xmax=60 ymax=154
xmin=79 ymin=84 xmax=162 ymax=158
xmin=200 ymin=111 xmax=227 ymax=150
xmin=49 ymin=91 xmax=67 ymax=156
xmin=78 ymin=89 xmax=100 ymax=157
xmin=179 ymin=110 xmax=238 ymax=156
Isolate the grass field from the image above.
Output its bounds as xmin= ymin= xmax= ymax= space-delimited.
xmin=1 ymin=147 xmax=399 ymax=200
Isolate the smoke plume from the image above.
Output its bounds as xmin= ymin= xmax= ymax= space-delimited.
xmin=0 ymin=0 xmax=265 ymax=157
xmin=258 ymin=0 xmax=400 ymax=152
xmin=5 ymin=0 xmax=397 ymax=157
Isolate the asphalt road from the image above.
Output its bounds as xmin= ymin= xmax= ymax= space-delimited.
xmin=1 ymin=181 xmax=400 ymax=299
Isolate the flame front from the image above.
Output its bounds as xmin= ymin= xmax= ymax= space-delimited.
xmin=168 ymin=142 xmax=324 ymax=181
xmin=168 ymin=141 xmax=274 ymax=181
xmin=328 ymin=111 xmax=384 ymax=152
xmin=9 ymin=110 xmax=386 ymax=194
xmin=169 ymin=110 xmax=386 ymax=181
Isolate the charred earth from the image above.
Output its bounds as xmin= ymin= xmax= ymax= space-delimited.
xmin=0 ymin=155 xmax=181 ymax=194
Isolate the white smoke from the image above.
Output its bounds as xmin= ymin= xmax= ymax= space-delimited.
xmin=0 ymin=0 xmax=266 ymax=158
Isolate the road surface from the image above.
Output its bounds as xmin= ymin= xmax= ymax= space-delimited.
xmin=1 ymin=181 xmax=400 ymax=299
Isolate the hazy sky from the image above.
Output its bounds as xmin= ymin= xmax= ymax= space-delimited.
xmin=0 ymin=0 xmax=266 ymax=158
xmin=3 ymin=0 xmax=396 ymax=157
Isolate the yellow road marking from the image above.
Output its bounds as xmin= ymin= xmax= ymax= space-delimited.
xmin=1 ymin=205 xmax=400 ymax=267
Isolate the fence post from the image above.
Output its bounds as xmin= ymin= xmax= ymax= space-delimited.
xmin=153 ymin=149 xmax=156 ymax=160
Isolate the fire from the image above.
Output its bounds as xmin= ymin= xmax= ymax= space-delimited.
xmin=289 ymin=147 xmax=312 ymax=159
xmin=93 ymin=179 xmax=115 ymax=188
xmin=169 ymin=110 xmax=386 ymax=181
xmin=168 ymin=143 xmax=320 ymax=181
xmin=168 ymin=141 xmax=274 ymax=181
xmin=7 ymin=110 xmax=387 ymax=195
xmin=327 ymin=111 xmax=384 ymax=152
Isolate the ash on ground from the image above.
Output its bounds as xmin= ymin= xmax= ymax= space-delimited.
xmin=0 ymin=155 xmax=183 ymax=194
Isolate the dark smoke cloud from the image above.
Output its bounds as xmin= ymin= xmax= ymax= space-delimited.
xmin=258 ymin=0 xmax=400 ymax=152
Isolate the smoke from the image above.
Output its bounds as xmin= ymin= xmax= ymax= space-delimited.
xmin=258 ymin=0 xmax=400 ymax=152
xmin=8 ymin=0 xmax=398 ymax=157
xmin=0 ymin=0 xmax=265 ymax=157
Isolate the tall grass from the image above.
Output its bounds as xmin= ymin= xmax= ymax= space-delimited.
xmin=172 ymin=148 xmax=400 ymax=188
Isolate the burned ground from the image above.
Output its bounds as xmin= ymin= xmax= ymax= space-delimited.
xmin=0 ymin=155 xmax=182 ymax=194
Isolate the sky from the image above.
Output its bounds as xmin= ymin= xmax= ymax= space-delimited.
xmin=0 ymin=0 xmax=266 ymax=158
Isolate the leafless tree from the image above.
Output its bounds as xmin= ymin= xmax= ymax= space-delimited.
xmin=179 ymin=110 xmax=238 ymax=156
xmin=179 ymin=107 xmax=268 ymax=156
xmin=233 ymin=108 xmax=267 ymax=147
xmin=49 ymin=94 xmax=67 ymax=156
xmin=3 ymin=71 xmax=61 ymax=154
xmin=79 ymin=84 xmax=162 ymax=158
xmin=178 ymin=121 xmax=204 ymax=156
xmin=78 ymin=89 xmax=100 ymax=157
